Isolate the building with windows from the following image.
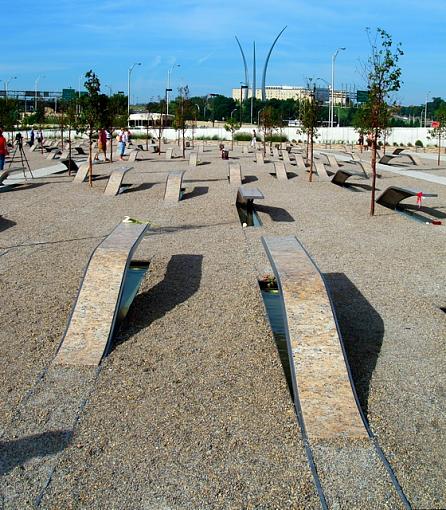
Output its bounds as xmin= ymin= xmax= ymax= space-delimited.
xmin=231 ymin=85 xmax=351 ymax=106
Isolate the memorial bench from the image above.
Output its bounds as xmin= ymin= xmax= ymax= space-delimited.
xmin=164 ymin=170 xmax=185 ymax=203
xmin=228 ymin=163 xmax=243 ymax=186
xmin=53 ymin=221 xmax=148 ymax=367
xmin=273 ymin=161 xmax=289 ymax=181
xmin=104 ymin=166 xmax=133 ymax=196
xmin=376 ymin=186 xmax=438 ymax=210
xmin=261 ymin=235 xmax=368 ymax=441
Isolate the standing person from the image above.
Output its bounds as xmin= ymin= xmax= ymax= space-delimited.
xmin=117 ymin=127 xmax=127 ymax=161
xmin=29 ymin=127 xmax=35 ymax=146
xmin=95 ymin=128 xmax=109 ymax=161
xmin=0 ymin=128 xmax=9 ymax=171
xmin=251 ymin=129 xmax=257 ymax=148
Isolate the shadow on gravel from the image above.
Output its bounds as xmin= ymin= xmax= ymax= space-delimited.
xmin=243 ymin=175 xmax=258 ymax=184
xmin=182 ymin=186 xmax=208 ymax=200
xmin=0 ymin=430 xmax=72 ymax=475
xmin=255 ymin=204 xmax=295 ymax=222
xmin=114 ymin=254 xmax=203 ymax=349
xmin=0 ymin=217 xmax=16 ymax=232
xmin=124 ymin=182 xmax=156 ymax=194
xmin=324 ymin=273 xmax=384 ymax=416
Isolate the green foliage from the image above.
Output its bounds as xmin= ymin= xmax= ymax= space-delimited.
xmin=0 ymin=98 xmax=19 ymax=129
xmin=415 ymin=139 xmax=423 ymax=147
xmin=234 ymin=132 xmax=253 ymax=141
xmin=428 ymin=105 xmax=446 ymax=164
xmin=264 ymin=134 xmax=288 ymax=142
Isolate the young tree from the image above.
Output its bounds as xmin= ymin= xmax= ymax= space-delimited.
xmin=428 ymin=106 xmax=446 ymax=166
xmin=224 ymin=117 xmax=241 ymax=150
xmin=79 ymin=70 xmax=107 ymax=186
xmin=356 ymin=28 xmax=403 ymax=215
xmin=259 ymin=106 xmax=281 ymax=156
xmin=61 ymin=97 xmax=79 ymax=174
xmin=173 ymin=86 xmax=193 ymax=158
xmin=299 ymin=88 xmax=321 ymax=182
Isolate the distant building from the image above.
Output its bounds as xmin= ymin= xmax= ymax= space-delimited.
xmin=231 ymin=85 xmax=350 ymax=106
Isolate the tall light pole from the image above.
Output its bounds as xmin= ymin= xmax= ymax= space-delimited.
xmin=128 ymin=62 xmax=142 ymax=120
xmin=258 ymin=107 xmax=264 ymax=126
xmin=35 ymin=75 xmax=45 ymax=111
xmin=166 ymin=64 xmax=180 ymax=115
xmin=424 ymin=91 xmax=431 ymax=128
xmin=4 ymin=76 xmax=17 ymax=98
xmin=316 ymin=77 xmax=331 ymax=126
xmin=331 ymin=47 xmax=345 ymax=128
xmin=240 ymin=84 xmax=248 ymax=125
xmin=105 ymin=84 xmax=112 ymax=97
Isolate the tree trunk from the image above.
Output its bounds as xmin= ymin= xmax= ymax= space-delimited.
xmin=110 ymin=129 xmax=113 ymax=163
xmin=68 ymin=125 xmax=72 ymax=176
xmin=438 ymin=133 xmax=441 ymax=166
xmin=370 ymin=130 xmax=378 ymax=216
xmin=306 ymin=131 xmax=309 ymax=160
xmin=309 ymin=127 xmax=314 ymax=182
xmin=88 ymin=131 xmax=93 ymax=187
xmin=146 ymin=123 xmax=149 ymax=151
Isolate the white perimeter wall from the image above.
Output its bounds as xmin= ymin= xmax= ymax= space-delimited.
xmin=12 ymin=126 xmax=435 ymax=146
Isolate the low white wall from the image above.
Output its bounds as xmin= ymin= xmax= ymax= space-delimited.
xmin=9 ymin=126 xmax=435 ymax=146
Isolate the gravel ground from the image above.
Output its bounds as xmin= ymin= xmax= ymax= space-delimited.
xmin=0 ymin=144 xmax=445 ymax=509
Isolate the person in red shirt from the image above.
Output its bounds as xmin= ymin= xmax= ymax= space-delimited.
xmin=0 ymin=128 xmax=9 ymax=171
xmin=95 ymin=128 xmax=109 ymax=162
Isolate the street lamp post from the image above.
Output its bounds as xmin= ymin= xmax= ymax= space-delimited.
xmin=231 ymin=108 xmax=237 ymax=119
xmin=257 ymin=107 xmax=264 ymax=126
xmin=331 ymin=47 xmax=346 ymax=128
xmin=167 ymin=64 xmax=180 ymax=116
xmin=4 ymin=76 xmax=17 ymax=98
xmin=240 ymin=84 xmax=248 ymax=125
xmin=34 ymin=75 xmax=45 ymax=111
xmin=105 ymin=85 xmax=112 ymax=97
xmin=128 ymin=62 xmax=142 ymax=120
xmin=316 ymin=77 xmax=331 ymax=126
xmin=424 ymin=92 xmax=431 ymax=128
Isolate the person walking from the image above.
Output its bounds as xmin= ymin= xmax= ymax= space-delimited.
xmin=251 ymin=129 xmax=257 ymax=148
xmin=96 ymin=128 xmax=109 ymax=161
xmin=0 ymin=128 xmax=9 ymax=171
xmin=117 ymin=127 xmax=128 ymax=161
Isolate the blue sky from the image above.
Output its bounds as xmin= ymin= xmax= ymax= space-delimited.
xmin=3 ymin=0 xmax=445 ymax=105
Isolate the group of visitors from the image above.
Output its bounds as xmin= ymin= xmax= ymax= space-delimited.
xmin=93 ymin=127 xmax=132 ymax=162
xmin=357 ymin=132 xmax=374 ymax=151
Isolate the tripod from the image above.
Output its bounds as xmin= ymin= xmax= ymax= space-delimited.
xmin=7 ymin=140 xmax=34 ymax=180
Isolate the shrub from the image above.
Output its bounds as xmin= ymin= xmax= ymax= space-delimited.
xmin=393 ymin=142 xmax=398 ymax=146
xmin=407 ymin=142 xmax=413 ymax=147
xmin=399 ymin=143 xmax=405 ymax=147
xmin=234 ymin=132 xmax=252 ymax=141
xmin=415 ymin=139 xmax=423 ymax=147
xmin=211 ymin=134 xmax=221 ymax=140
xmin=264 ymin=134 xmax=288 ymax=143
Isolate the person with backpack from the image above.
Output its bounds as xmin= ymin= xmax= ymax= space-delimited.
xmin=0 ymin=128 xmax=9 ymax=171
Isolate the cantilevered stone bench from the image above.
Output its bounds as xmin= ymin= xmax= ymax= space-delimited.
xmin=74 ymin=146 xmax=87 ymax=155
xmin=236 ymin=187 xmax=264 ymax=209
xmin=53 ymin=222 xmax=148 ymax=367
xmin=273 ymin=161 xmax=288 ymax=181
xmin=255 ymin=150 xmax=265 ymax=165
xmin=164 ymin=170 xmax=185 ymax=203
xmin=189 ymin=151 xmax=198 ymax=167
xmin=281 ymin=150 xmax=290 ymax=163
xmin=104 ymin=166 xmax=133 ymax=196
xmin=325 ymin=154 xmax=339 ymax=168
xmin=272 ymin=147 xmax=280 ymax=159
xmin=228 ymin=163 xmax=242 ymax=186
xmin=166 ymin=147 xmax=174 ymax=160
xmin=314 ymin=160 xmax=330 ymax=181
xmin=376 ymin=186 xmax=438 ymax=209
xmin=128 ymin=150 xmax=140 ymax=162
xmin=72 ymin=162 xmax=90 ymax=183
xmin=261 ymin=235 xmax=368 ymax=441
xmin=331 ymin=169 xmax=357 ymax=187
xmin=379 ymin=153 xmax=423 ymax=167
xmin=294 ymin=153 xmax=306 ymax=169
